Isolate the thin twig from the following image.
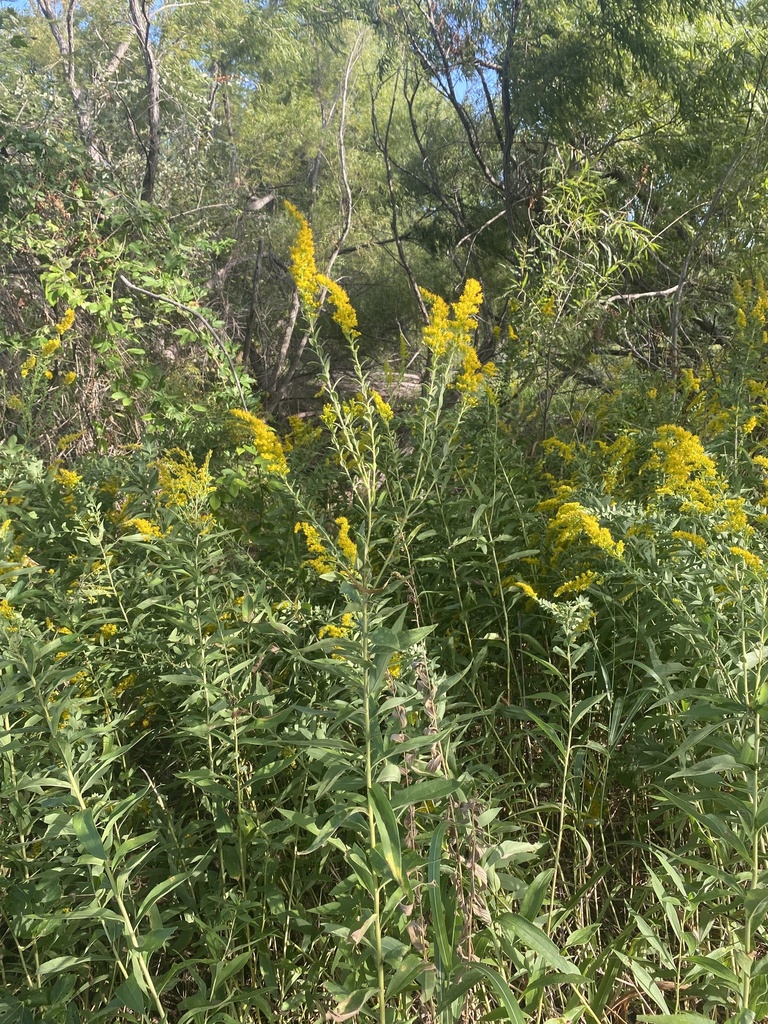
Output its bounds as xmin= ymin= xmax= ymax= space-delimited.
xmin=117 ymin=273 xmax=247 ymax=409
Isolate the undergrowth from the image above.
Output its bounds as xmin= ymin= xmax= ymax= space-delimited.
xmin=3 ymin=216 xmax=768 ymax=1024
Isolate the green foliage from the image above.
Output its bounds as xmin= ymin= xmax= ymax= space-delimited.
xmin=6 ymin=1 xmax=768 ymax=1021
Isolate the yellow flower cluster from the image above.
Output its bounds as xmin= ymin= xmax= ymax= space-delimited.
xmin=420 ymin=278 xmax=493 ymax=402
xmin=543 ymin=437 xmax=576 ymax=463
xmin=371 ymin=391 xmax=393 ymax=422
xmin=644 ymin=425 xmax=720 ymax=512
xmin=56 ymin=468 xmax=82 ymax=490
xmin=114 ymin=672 xmax=136 ymax=697
xmin=284 ymin=415 xmax=322 ymax=451
xmin=316 ymin=273 xmax=359 ymax=338
xmin=672 ymin=530 xmax=707 ymax=550
xmin=41 ymin=337 xmax=61 ymax=358
xmin=230 ymin=409 xmax=289 ymax=476
xmin=511 ymin=580 xmax=538 ymax=600
xmin=554 ymin=570 xmax=603 ymax=597
xmin=335 ymin=516 xmax=357 ymax=565
xmin=124 ymin=517 xmax=163 ymax=539
xmin=549 ymin=502 xmax=624 ymax=559
xmin=295 ymin=521 xmax=333 ymax=575
xmin=63 ymin=371 xmax=77 ymax=386
xmin=680 ymin=368 xmax=701 ymax=393
xmin=318 ymin=612 xmax=355 ymax=641
xmin=56 ymin=308 xmax=75 ymax=335
xmin=285 ymin=201 xmax=320 ymax=313
xmin=156 ymin=449 xmax=214 ymax=507
xmin=285 ymin=204 xmax=360 ymax=336
xmin=730 ymin=545 xmax=762 ymax=570
xmin=0 ymin=598 xmax=16 ymax=620
xmin=596 ymin=434 xmax=636 ymax=497
xmin=98 ymin=623 xmax=118 ymax=641
xmin=20 ymin=355 xmax=36 ymax=378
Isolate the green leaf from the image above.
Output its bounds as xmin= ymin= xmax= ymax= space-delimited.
xmin=370 ymin=782 xmax=409 ymax=893
xmin=390 ymin=778 xmax=461 ymax=809
xmin=457 ymin=961 xmax=526 ymax=1024
xmin=137 ymin=872 xmax=192 ymax=921
xmin=72 ymin=809 xmax=106 ymax=861
xmin=428 ymin=821 xmax=453 ymax=971
xmin=497 ymin=914 xmax=583 ymax=979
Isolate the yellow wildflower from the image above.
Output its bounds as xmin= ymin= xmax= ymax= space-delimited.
xmin=737 ymin=308 xmax=747 ymax=329
xmin=20 ymin=355 xmax=36 ymax=378
xmin=56 ymin=468 xmax=82 ymax=490
xmin=420 ymin=289 xmax=452 ymax=356
xmin=335 ymin=516 xmax=357 ymax=566
xmin=543 ymin=437 xmax=576 ymax=463
xmin=452 ymin=278 xmax=483 ymax=334
xmin=644 ymin=425 xmax=720 ymax=512
xmin=672 ymin=530 xmax=707 ymax=550
xmin=730 ymin=545 xmax=762 ymax=570
xmin=114 ymin=672 xmax=136 ymax=696
xmin=455 ymin=345 xmax=483 ymax=402
xmin=743 ymin=416 xmax=759 ymax=435
xmin=680 ymin=368 xmax=701 ymax=393
xmin=229 ymin=409 xmax=289 ymax=476
xmin=318 ymin=615 xmax=354 ymax=641
xmin=549 ymin=502 xmax=624 ymax=559
xmin=554 ymin=571 xmax=603 ymax=597
xmin=41 ymin=337 xmax=61 ymax=358
xmin=295 ymin=521 xmax=333 ymax=575
xmin=156 ymin=449 xmax=214 ymax=507
xmin=7 ymin=395 xmax=23 ymax=411
xmin=371 ymin=391 xmax=393 ymax=422
xmin=285 ymin=201 xmax=320 ymax=313
xmin=647 ymin=388 xmax=657 ymax=400
xmin=284 ymin=415 xmax=322 ymax=450
xmin=540 ymin=296 xmax=556 ymax=317
xmin=512 ymin=580 xmax=538 ymax=599
xmin=0 ymin=599 xmax=16 ymax=620
xmin=63 ymin=371 xmax=77 ymax=385
xmin=124 ymin=517 xmax=163 ymax=540
xmin=56 ymin=308 xmax=75 ymax=335
xmin=316 ymin=274 xmax=359 ymax=338
xmin=44 ymin=370 xmax=53 ymax=380
xmin=98 ymin=623 xmax=118 ymax=641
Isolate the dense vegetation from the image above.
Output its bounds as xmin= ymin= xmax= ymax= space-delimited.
xmin=4 ymin=1 xmax=768 ymax=1021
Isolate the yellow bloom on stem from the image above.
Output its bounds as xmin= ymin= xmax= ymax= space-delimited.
xmin=124 ymin=517 xmax=163 ymax=540
xmin=549 ymin=502 xmax=624 ymax=559
xmin=156 ymin=449 xmax=214 ymax=507
xmin=316 ymin=274 xmax=359 ymax=338
xmin=420 ymin=289 xmax=452 ymax=356
xmin=295 ymin=521 xmax=333 ymax=575
xmin=229 ymin=409 xmax=289 ymax=476
xmin=511 ymin=580 xmax=538 ymax=600
xmin=730 ymin=545 xmax=762 ymax=570
xmin=56 ymin=308 xmax=75 ymax=335
xmin=335 ymin=516 xmax=357 ymax=566
xmin=645 ymin=425 xmax=720 ymax=512
xmin=20 ymin=355 xmax=36 ymax=378
xmin=285 ymin=201 xmax=320 ymax=313
xmin=371 ymin=390 xmax=393 ymax=422
xmin=56 ymin=468 xmax=82 ymax=490
xmin=41 ymin=337 xmax=61 ymax=358
xmin=672 ymin=530 xmax=707 ymax=550
xmin=554 ymin=570 xmax=602 ymax=597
